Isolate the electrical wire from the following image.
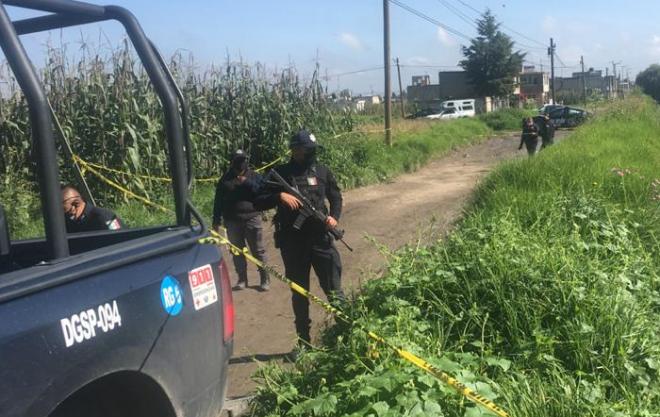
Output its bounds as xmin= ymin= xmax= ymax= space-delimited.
xmin=450 ymin=0 xmax=548 ymax=49
xmin=388 ymin=0 xmax=471 ymax=41
xmin=435 ymin=0 xmax=478 ymax=29
xmin=322 ymin=66 xmax=386 ymax=80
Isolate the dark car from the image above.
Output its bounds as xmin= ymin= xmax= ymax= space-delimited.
xmin=0 ymin=2 xmax=233 ymax=417
xmin=538 ymin=104 xmax=565 ymax=114
xmin=406 ymin=108 xmax=438 ymax=119
xmin=548 ymin=106 xmax=589 ymax=128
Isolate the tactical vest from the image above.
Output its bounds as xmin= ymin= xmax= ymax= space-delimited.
xmin=290 ymin=165 xmax=328 ymax=216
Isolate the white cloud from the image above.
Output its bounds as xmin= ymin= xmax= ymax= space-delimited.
xmin=542 ymin=16 xmax=557 ymax=34
xmin=407 ymin=56 xmax=430 ymax=66
xmin=649 ymin=35 xmax=660 ymax=57
xmin=338 ymin=32 xmax=365 ymax=51
xmin=436 ymin=27 xmax=455 ymax=47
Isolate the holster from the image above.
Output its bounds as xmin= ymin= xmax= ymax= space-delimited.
xmin=293 ymin=212 xmax=308 ymax=230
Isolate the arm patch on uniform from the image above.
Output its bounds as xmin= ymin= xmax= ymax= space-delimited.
xmin=106 ymin=218 xmax=121 ymax=230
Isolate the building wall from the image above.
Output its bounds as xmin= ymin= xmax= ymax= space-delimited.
xmin=406 ymin=84 xmax=443 ymax=110
xmin=438 ymin=71 xmax=477 ymax=99
xmin=412 ymin=75 xmax=430 ymax=86
xmin=520 ymin=72 xmax=549 ymax=104
xmin=555 ymin=75 xmax=614 ymax=96
xmin=406 ymin=71 xmax=478 ymax=111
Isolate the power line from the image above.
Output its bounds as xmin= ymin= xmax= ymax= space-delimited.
xmin=501 ymin=24 xmax=546 ymax=48
xmin=453 ymin=0 xmax=481 ymax=15
xmin=401 ymin=64 xmax=461 ymax=67
xmin=450 ymin=0 xmax=547 ymax=48
xmin=322 ymin=66 xmax=385 ymax=80
xmin=435 ymin=0 xmax=477 ymax=29
xmin=388 ymin=0 xmax=471 ymax=42
xmin=554 ymin=53 xmax=568 ymax=68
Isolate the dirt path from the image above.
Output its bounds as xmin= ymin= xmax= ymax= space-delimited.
xmin=225 ymin=130 xmax=569 ymax=399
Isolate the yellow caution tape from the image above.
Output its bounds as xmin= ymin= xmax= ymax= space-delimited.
xmin=201 ymin=229 xmax=510 ymax=417
xmin=72 ymin=149 xmax=509 ymax=416
xmin=72 ymin=155 xmax=173 ymax=213
xmin=254 ymin=155 xmax=284 ymax=173
xmin=71 ymin=153 xmax=285 ymax=184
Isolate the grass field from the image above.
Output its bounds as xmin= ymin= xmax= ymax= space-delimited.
xmin=249 ymin=95 xmax=660 ymax=417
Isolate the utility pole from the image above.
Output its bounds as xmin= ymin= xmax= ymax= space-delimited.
xmin=396 ymin=57 xmax=405 ymax=118
xmin=580 ymin=55 xmax=587 ymax=105
xmin=606 ymin=67 xmax=610 ymax=99
xmin=383 ymin=0 xmax=392 ymax=146
xmin=611 ymin=61 xmax=621 ymax=99
xmin=548 ymin=38 xmax=556 ymax=104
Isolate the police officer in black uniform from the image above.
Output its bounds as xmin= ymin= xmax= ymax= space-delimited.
xmin=213 ymin=149 xmax=270 ymax=291
xmin=61 ymin=185 xmax=122 ymax=233
xmin=255 ymin=129 xmax=344 ymax=348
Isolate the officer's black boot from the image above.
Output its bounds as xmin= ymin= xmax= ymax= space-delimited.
xmin=258 ymin=268 xmax=270 ymax=292
xmin=233 ymin=271 xmax=247 ymax=290
xmin=287 ymin=321 xmax=311 ymax=362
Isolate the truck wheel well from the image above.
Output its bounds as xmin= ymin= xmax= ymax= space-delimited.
xmin=49 ymin=371 xmax=177 ymax=417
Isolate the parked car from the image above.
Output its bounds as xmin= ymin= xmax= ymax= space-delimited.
xmin=441 ymin=99 xmax=476 ymax=117
xmin=538 ymin=104 xmax=565 ymax=114
xmin=548 ymin=106 xmax=589 ymax=128
xmin=0 ymin=2 xmax=233 ymax=417
xmin=426 ymin=99 xmax=477 ymax=120
xmin=407 ymin=108 xmax=437 ymax=119
xmin=425 ymin=108 xmax=460 ymax=119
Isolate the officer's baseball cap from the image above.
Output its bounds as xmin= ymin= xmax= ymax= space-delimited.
xmin=289 ymin=129 xmax=319 ymax=149
xmin=231 ymin=149 xmax=247 ymax=160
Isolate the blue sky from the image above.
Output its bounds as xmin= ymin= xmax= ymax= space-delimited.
xmin=6 ymin=1 xmax=660 ymax=94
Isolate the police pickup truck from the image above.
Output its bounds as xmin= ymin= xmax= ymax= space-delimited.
xmin=0 ymin=2 xmax=233 ymax=416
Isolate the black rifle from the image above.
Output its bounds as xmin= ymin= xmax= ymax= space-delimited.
xmin=267 ymin=169 xmax=353 ymax=251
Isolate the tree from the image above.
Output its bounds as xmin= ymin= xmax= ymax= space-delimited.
xmin=460 ymin=10 xmax=525 ymax=97
xmin=636 ymin=65 xmax=660 ymax=102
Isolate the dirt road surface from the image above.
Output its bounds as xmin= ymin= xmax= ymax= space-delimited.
xmin=224 ymin=130 xmax=569 ymax=399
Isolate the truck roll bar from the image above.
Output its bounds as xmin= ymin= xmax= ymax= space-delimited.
xmin=0 ymin=0 xmax=193 ymax=260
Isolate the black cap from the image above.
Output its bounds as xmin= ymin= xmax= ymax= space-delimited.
xmin=289 ymin=129 xmax=318 ymax=148
xmin=231 ymin=149 xmax=247 ymax=161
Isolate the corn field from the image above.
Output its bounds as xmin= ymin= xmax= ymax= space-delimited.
xmin=0 ymin=41 xmax=354 ymax=202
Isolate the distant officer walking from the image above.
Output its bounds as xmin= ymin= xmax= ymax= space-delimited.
xmin=255 ymin=130 xmax=344 ymax=350
xmin=519 ymin=117 xmax=540 ymax=156
xmin=538 ymin=113 xmax=555 ymax=149
xmin=213 ymin=150 xmax=270 ymax=291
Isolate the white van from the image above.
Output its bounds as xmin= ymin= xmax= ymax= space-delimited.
xmin=426 ymin=99 xmax=476 ymax=119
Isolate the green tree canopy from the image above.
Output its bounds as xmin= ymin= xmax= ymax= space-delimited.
xmin=460 ymin=10 xmax=525 ymax=97
xmin=636 ymin=64 xmax=660 ymax=102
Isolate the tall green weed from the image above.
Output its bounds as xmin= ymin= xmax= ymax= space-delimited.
xmin=251 ymin=95 xmax=660 ymax=416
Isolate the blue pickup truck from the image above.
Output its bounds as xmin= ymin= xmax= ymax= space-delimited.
xmin=0 ymin=1 xmax=233 ymax=416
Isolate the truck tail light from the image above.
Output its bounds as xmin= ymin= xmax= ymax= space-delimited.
xmin=218 ymin=259 xmax=234 ymax=343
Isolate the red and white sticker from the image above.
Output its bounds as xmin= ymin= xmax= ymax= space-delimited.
xmin=188 ymin=264 xmax=218 ymax=311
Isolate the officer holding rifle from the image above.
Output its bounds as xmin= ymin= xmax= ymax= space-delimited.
xmin=255 ymin=129 xmax=346 ymax=353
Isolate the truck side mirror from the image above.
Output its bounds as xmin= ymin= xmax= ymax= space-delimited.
xmin=0 ymin=205 xmax=9 ymax=257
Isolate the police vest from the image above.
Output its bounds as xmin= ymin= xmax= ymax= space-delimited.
xmin=290 ymin=165 xmax=328 ymax=216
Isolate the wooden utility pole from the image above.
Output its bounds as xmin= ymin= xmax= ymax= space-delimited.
xmin=548 ymin=38 xmax=556 ymax=104
xmin=396 ymin=57 xmax=405 ymax=118
xmin=383 ymin=0 xmax=392 ymax=146
xmin=580 ymin=55 xmax=587 ymax=105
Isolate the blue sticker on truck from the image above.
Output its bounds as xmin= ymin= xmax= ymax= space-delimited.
xmin=160 ymin=276 xmax=183 ymax=316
